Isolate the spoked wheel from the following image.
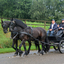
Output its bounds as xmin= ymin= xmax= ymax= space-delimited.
xmin=51 ymin=41 xmax=58 ymax=51
xmin=58 ymin=40 xmax=64 ymax=53
xmin=53 ymin=45 xmax=58 ymax=51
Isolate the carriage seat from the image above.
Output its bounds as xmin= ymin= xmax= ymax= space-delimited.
xmin=47 ymin=29 xmax=58 ymax=37
xmin=47 ymin=29 xmax=64 ymax=42
xmin=56 ymin=29 xmax=64 ymax=38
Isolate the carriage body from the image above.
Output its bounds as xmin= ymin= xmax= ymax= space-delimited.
xmin=48 ymin=36 xmax=64 ymax=42
xmin=47 ymin=32 xmax=64 ymax=53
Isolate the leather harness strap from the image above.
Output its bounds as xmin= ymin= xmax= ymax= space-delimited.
xmin=30 ymin=27 xmax=33 ymax=35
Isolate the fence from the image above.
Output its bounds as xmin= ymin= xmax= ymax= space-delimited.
xmin=0 ymin=17 xmax=61 ymax=30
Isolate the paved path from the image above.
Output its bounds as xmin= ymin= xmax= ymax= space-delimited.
xmin=0 ymin=49 xmax=64 ymax=64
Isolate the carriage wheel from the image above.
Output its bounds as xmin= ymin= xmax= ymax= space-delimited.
xmin=51 ymin=41 xmax=58 ymax=51
xmin=58 ymin=40 xmax=64 ymax=53
xmin=53 ymin=45 xmax=58 ymax=51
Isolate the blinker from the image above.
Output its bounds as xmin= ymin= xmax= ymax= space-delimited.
xmin=13 ymin=21 xmax=15 ymax=23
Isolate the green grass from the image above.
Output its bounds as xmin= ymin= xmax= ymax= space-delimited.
xmin=0 ymin=48 xmax=15 ymax=53
xmin=0 ymin=45 xmax=38 ymax=54
xmin=0 ymin=19 xmax=11 ymax=45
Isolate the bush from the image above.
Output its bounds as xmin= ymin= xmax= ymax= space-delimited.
xmin=0 ymin=39 xmax=12 ymax=48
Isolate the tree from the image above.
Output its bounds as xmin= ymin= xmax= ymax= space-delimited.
xmin=29 ymin=0 xmax=47 ymax=20
xmin=0 ymin=0 xmax=64 ymax=21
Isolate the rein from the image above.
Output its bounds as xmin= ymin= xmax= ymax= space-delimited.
xmin=30 ymin=27 xmax=33 ymax=35
xmin=21 ymin=32 xmax=48 ymax=45
xmin=10 ymin=32 xmax=18 ymax=39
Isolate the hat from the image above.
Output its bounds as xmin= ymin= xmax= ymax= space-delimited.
xmin=52 ymin=19 xmax=55 ymax=21
xmin=62 ymin=19 xmax=64 ymax=21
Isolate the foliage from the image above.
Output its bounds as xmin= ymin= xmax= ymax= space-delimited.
xmin=0 ymin=0 xmax=64 ymax=21
xmin=0 ymin=39 xmax=12 ymax=48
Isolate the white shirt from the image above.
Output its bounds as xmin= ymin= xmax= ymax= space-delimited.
xmin=51 ymin=23 xmax=55 ymax=29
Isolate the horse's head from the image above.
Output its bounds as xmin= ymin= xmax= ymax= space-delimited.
xmin=1 ymin=20 xmax=10 ymax=33
xmin=9 ymin=20 xmax=16 ymax=32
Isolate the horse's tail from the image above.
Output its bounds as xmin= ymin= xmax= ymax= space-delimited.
xmin=34 ymin=40 xmax=40 ymax=50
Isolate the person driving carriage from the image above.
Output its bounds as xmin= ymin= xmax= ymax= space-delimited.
xmin=56 ymin=19 xmax=64 ymax=37
xmin=47 ymin=19 xmax=57 ymax=36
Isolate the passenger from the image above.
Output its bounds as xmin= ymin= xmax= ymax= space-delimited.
xmin=56 ymin=19 xmax=64 ymax=37
xmin=47 ymin=19 xmax=57 ymax=36
xmin=59 ymin=19 xmax=64 ymax=29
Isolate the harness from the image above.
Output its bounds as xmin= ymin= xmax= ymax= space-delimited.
xmin=11 ymin=27 xmax=33 ymax=39
xmin=20 ymin=27 xmax=48 ymax=44
xmin=21 ymin=31 xmax=48 ymax=45
xmin=10 ymin=31 xmax=18 ymax=39
xmin=10 ymin=26 xmax=49 ymax=45
xmin=29 ymin=27 xmax=33 ymax=35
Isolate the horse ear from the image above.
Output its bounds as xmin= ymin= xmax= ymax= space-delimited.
xmin=1 ymin=20 xmax=3 ymax=27
xmin=1 ymin=18 xmax=3 ymax=23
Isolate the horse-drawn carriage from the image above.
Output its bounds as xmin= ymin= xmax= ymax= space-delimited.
xmin=1 ymin=18 xmax=64 ymax=56
xmin=47 ymin=30 xmax=64 ymax=53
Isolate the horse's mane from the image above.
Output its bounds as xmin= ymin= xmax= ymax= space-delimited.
xmin=3 ymin=21 xmax=10 ymax=22
xmin=3 ymin=21 xmax=11 ymax=25
xmin=13 ymin=19 xmax=27 ymax=29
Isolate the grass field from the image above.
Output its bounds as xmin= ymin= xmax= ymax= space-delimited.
xmin=0 ymin=18 xmax=50 ymax=53
xmin=0 ymin=45 xmax=38 ymax=53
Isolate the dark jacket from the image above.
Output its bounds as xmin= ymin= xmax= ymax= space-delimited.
xmin=59 ymin=23 xmax=64 ymax=28
xmin=49 ymin=23 xmax=57 ymax=30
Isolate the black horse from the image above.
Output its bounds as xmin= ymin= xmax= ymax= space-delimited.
xmin=1 ymin=19 xmax=41 ymax=56
xmin=1 ymin=20 xmax=11 ymax=33
xmin=9 ymin=19 xmax=41 ymax=56
xmin=9 ymin=19 xmax=50 ymax=55
xmin=18 ymin=27 xmax=50 ymax=55
xmin=1 ymin=20 xmax=25 ymax=56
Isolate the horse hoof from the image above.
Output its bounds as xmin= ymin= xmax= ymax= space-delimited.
xmin=19 ymin=54 xmax=21 ymax=57
xmin=14 ymin=52 xmax=18 ymax=56
xmin=14 ymin=54 xmax=18 ymax=56
xmin=24 ymin=51 xmax=29 ymax=55
xmin=44 ymin=51 xmax=47 ymax=53
xmin=40 ymin=51 xmax=44 ymax=55
xmin=38 ymin=49 xmax=41 ymax=53
xmin=19 ymin=51 xmax=23 ymax=56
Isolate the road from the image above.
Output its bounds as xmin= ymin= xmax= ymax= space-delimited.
xmin=0 ymin=49 xmax=64 ymax=64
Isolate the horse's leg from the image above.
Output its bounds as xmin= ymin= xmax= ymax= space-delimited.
xmin=23 ymin=42 xmax=28 ymax=55
xmin=34 ymin=41 xmax=41 ymax=53
xmin=15 ymin=40 xmax=19 ymax=55
xmin=23 ymin=43 xmax=26 ymax=52
xmin=40 ymin=43 xmax=45 ymax=55
xmin=26 ymin=40 xmax=31 ymax=55
xmin=19 ymin=39 xmax=25 ymax=56
xmin=12 ymin=39 xmax=19 ymax=56
xmin=45 ymin=37 xmax=50 ymax=53
xmin=40 ymin=39 xmax=46 ymax=55
xmin=45 ymin=44 xmax=50 ymax=53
